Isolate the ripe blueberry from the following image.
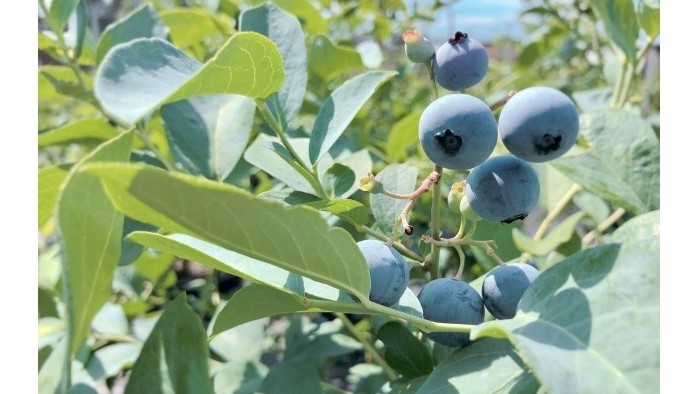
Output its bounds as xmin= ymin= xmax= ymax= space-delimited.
xmin=498 ymin=87 xmax=579 ymax=162
xmin=466 ymin=155 xmax=540 ymax=223
xmin=417 ymin=278 xmax=485 ymax=347
xmin=357 ymin=240 xmax=410 ymax=307
xmin=418 ymin=94 xmax=497 ymax=170
xmin=433 ymin=31 xmax=489 ymax=91
xmin=482 ymin=263 xmax=540 ymax=319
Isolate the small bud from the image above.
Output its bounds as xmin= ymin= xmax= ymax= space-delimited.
xmin=359 ymin=173 xmax=378 ymax=192
xmin=459 ymin=194 xmax=482 ymax=222
xmin=402 ymin=29 xmax=436 ymax=64
xmin=447 ymin=180 xmax=466 ymax=213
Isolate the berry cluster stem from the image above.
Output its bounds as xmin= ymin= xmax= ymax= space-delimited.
xmin=422 ymin=234 xmax=503 ymax=266
xmin=429 ymin=165 xmax=443 ymax=280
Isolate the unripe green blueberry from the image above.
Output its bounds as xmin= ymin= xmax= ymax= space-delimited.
xmin=498 ymin=87 xmax=579 ymax=162
xmin=459 ymin=195 xmax=482 ymax=222
xmin=482 ymin=263 xmax=540 ymax=319
xmin=418 ymin=94 xmax=497 ymax=170
xmin=447 ymin=181 xmax=466 ymax=214
xmin=402 ymin=29 xmax=436 ymax=64
xmin=466 ymin=155 xmax=540 ymax=223
xmin=417 ymin=278 xmax=485 ymax=347
xmin=433 ymin=31 xmax=489 ymax=91
xmin=357 ymin=240 xmax=410 ymax=306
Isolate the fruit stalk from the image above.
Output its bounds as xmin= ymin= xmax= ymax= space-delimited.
xmin=581 ymin=207 xmax=626 ymax=246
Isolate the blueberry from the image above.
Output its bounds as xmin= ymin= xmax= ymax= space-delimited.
xmin=466 ymin=155 xmax=540 ymax=223
xmin=357 ymin=240 xmax=410 ymax=306
xmin=433 ymin=31 xmax=489 ymax=91
xmin=418 ymin=94 xmax=497 ymax=170
xmin=498 ymin=87 xmax=579 ymax=162
xmin=482 ymin=263 xmax=540 ymax=319
xmin=417 ymin=278 xmax=485 ymax=347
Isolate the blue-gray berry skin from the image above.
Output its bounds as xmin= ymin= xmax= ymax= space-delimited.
xmin=433 ymin=32 xmax=489 ymax=91
xmin=418 ymin=94 xmax=497 ymax=170
xmin=498 ymin=87 xmax=579 ymax=162
xmin=357 ymin=240 xmax=409 ymax=307
xmin=482 ymin=263 xmax=540 ymax=319
xmin=466 ymin=155 xmax=540 ymax=223
xmin=417 ymin=278 xmax=485 ymax=347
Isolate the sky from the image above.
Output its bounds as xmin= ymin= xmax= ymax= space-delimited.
xmin=414 ymin=0 xmax=525 ymax=44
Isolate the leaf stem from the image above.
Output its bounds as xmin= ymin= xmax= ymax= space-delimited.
xmin=134 ymin=126 xmax=177 ymax=172
xmin=334 ymin=313 xmax=399 ymax=381
xmin=255 ymin=100 xmax=331 ymax=200
xmin=581 ymin=207 xmax=626 ymax=246
xmin=429 ymin=165 xmax=443 ymax=280
xmin=489 ymin=91 xmax=517 ymax=112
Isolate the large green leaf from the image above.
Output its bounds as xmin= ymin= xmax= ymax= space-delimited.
xmin=369 ymin=163 xmax=418 ymax=233
xmin=38 ymin=118 xmax=120 ymax=147
xmin=241 ymin=2 xmax=307 ymax=125
xmin=127 ymin=231 xmax=341 ymax=300
xmin=39 ymin=164 xmax=71 ymax=227
xmin=161 ymin=94 xmax=256 ymax=180
xmin=125 ymin=294 xmax=214 ymax=394
xmin=86 ymin=343 xmax=142 ymax=381
xmin=377 ymin=322 xmax=433 ymax=379
xmin=82 ymin=163 xmax=371 ymax=298
xmin=414 ymin=338 xmax=539 ymax=393
xmin=309 ymin=70 xmax=396 ymax=164
xmin=244 ymin=134 xmax=318 ymax=195
xmin=608 ymin=210 xmax=659 ymax=247
xmin=95 ymin=32 xmax=284 ymax=125
xmin=586 ymin=0 xmax=639 ymax=60
xmin=57 ymin=131 xmax=133 ymax=355
xmin=95 ymin=3 xmax=168 ymax=64
xmin=271 ymin=0 xmax=327 ymax=34
xmin=552 ymin=109 xmax=659 ymax=214
xmin=39 ymin=65 xmax=93 ymax=102
xmin=386 ymin=111 xmax=420 ymax=162
xmin=512 ymin=211 xmax=585 ymax=256
xmin=309 ymin=35 xmax=363 ymax=81
xmin=472 ymin=241 xmax=659 ymax=393
xmin=637 ymin=1 xmax=660 ymax=38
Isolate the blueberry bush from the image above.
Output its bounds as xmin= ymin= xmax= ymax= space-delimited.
xmin=38 ymin=0 xmax=660 ymax=393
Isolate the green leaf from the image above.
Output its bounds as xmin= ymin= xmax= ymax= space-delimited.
xmin=285 ymin=317 xmax=362 ymax=363
xmin=95 ymin=3 xmax=167 ymax=64
xmin=607 ymin=210 xmax=659 ymax=248
xmin=322 ymin=163 xmax=356 ymax=197
xmin=213 ymin=360 xmax=267 ymax=394
xmin=209 ymin=319 xmax=268 ymax=363
xmin=512 ymin=211 xmax=586 ymax=255
xmin=572 ymin=87 xmax=613 ymax=112
xmin=39 ymin=164 xmax=71 ymax=227
xmin=318 ymin=148 xmax=373 ymax=199
xmin=166 ymin=31 xmax=285 ymax=103
xmin=258 ymin=361 xmax=327 ymax=393
xmin=73 ymin=0 xmax=88 ymax=59
xmin=241 ymin=2 xmax=307 ymax=125
xmin=83 ymin=164 xmax=371 ymax=298
xmin=244 ymin=134 xmax=318 ymax=195
xmin=38 ymin=118 xmax=120 ymax=147
xmin=415 ymin=338 xmax=539 ymax=393
xmin=95 ymin=32 xmax=284 ymax=126
xmin=309 ymin=35 xmax=363 ymax=81
xmin=86 ymin=343 xmax=142 ymax=381
xmin=48 ymin=0 xmax=81 ymax=32
xmin=552 ymin=109 xmax=659 ymax=214
xmin=161 ymin=94 xmax=256 ymax=180
xmin=309 ymin=70 xmax=396 ymax=164
xmin=586 ymin=0 xmax=639 ymax=60
xmin=125 ymin=294 xmax=214 ymax=394
xmin=211 ymin=284 xmax=306 ymax=336
xmin=377 ymin=322 xmax=433 ymax=378
xmin=386 ymin=111 xmax=420 ymax=162
xmin=370 ymin=163 xmax=418 ymax=233
xmin=304 ymin=199 xmax=369 ymax=226
xmin=160 ymin=8 xmax=226 ymax=49
xmin=637 ymin=1 xmax=660 ymax=38
xmin=472 ymin=242 xmax=659 ymax=393
xmin=39 ymin=65 xmax=93 ymax=102
xmin=92 ymin=302 xmax=128 ymax=336
xmin=533 ymin=162 xmax=576 ymax=212
xmin=118 ymin=217 xmax=158 ymax=266
xmin=57 ymin=131 xmax=133 ymax=355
